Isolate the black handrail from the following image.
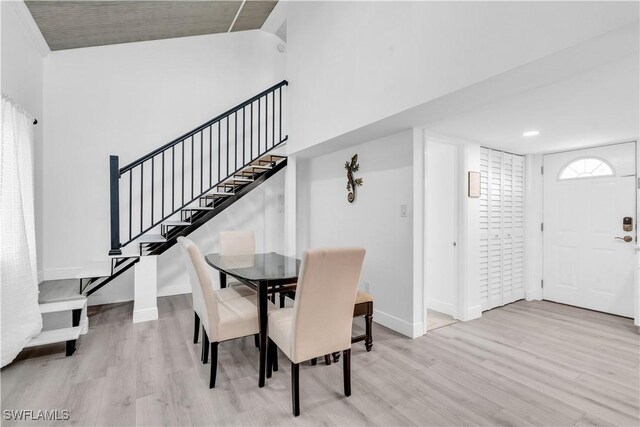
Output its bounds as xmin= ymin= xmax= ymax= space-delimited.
xmin=120 ymin=80 xmax=288 ymax=173
xmin=109 ymin=80 xmax=288 ymax=253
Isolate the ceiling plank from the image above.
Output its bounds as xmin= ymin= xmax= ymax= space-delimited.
xmin=25 ymin=1 xmax=277 ymax=51
xmin=231 ymin=0 xmax=278 ymax=32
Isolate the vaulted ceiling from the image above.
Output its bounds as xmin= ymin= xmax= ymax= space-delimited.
xmin=25 ymin=1 xmax=278 ymax=51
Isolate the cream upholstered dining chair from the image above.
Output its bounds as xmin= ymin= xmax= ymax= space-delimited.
xmin=219 ymin=230 xmax=255 ymax=290
xmin=220 ymin=230 xmax=255 ymax=255
xmin=220 ymin=230 xmax=289 ymax=308
xmin=177 ymin=236 xmax=268 ymax=387
xmin=266 ymin=247 xmax=366 ymax=416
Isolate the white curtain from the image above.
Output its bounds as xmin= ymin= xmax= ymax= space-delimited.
xmin=1 ymin=94 xmax=42 ymax=367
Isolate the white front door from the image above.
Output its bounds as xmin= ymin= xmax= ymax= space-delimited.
xmin=543 ymin=142 xmax=636 ymax=317
xmin=425 ymin=139 xmax=458 ymax=317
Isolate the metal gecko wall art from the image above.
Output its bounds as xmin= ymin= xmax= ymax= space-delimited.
xmin=345 ymin=154 xmax=363 ymax=203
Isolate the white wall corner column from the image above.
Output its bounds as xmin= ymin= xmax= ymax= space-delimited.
xmin=461 ymin=142 xmax=483 ymax=321
xmin=412 ymin=128 xmax=426 ymax=337
xmin=133 ymin=256 xmax=159 ymax=323
xmin=525 ymin=154 xmax=544 ymax=301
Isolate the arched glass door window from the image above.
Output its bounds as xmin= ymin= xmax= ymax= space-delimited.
xmin=558 ymin=158 xmax=614 ymax=180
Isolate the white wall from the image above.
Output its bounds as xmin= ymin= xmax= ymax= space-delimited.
xmin=286 ymin=1 xmax=638 ymax=154
xmin=1 ymin=1 xmax=48 ymax=278
xmin=42 ymin=30 xmax=286 ymax=282
xmin=297 ymin=130 xmax=416 ymax=336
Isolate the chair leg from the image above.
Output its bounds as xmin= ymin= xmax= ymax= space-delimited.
xmin=254 ymin=333 xmax=259 ymax=349
xmin=311 ymin=358 xmax=317 ymax=366
xmin=273 ymin=344 xmax=278 ymax=372
xmin=343 ymin=349 xmax=351 ymax=397
xmin=266 ymin=339 xmax=274 ymax=379
xmin=291 ymin=362 xmax=300 ymax=416
xmin=209 ymin=342 xmax=219 ymax=389
xmin=279 ymin=292 xmax=286 ymax=308
xmin=365 ymin=310 xmax=373 ymax=352
xmin=202 ymin=328 xmax=209 ymax=364
xmin=193 ymin=312 xmax=200 ymax=344
xmin=324 ymin=354 xmax=332 ymax=365
xmin=332 ymin=352 xmax=340 ymax=363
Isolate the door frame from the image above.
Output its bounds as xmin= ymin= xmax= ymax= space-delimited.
xmin=420 ymin=132 xmax=472 ymax=333
xmin=540 ymin=140 xmax=638 ymax=323
xmin=424 ymin=137 xmax=460 ymax=323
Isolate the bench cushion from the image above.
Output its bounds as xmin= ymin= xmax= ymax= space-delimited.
xmin=355 ymin=290 xmax=373 ymax=304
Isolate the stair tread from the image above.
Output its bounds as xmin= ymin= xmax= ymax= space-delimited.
xmin=40 ymin=298 xmax=86 ymax=314
xmin=244 ymin=164 xmax=272 ymax=170
xmin=75 ymin=261 xmax=111 ymax=279
xmin=254 ymin=154 xmax=286 ymax=165
xmin=136 ymin=234 xmax=166 ymax=244
xmin=163 ymin=220 xmax=191 ymax=226
xmin=107 ymin=251 xmax=139 ymax=259
xmin=39 ymin=279 xmax=86 ymax=304
xmin=25 ymin=327 xmax=82 ymax=348
xmin=184 ymin=206 xmax=215 ymax=211
xmin=202 ymin=191 xmax=234 ymax=197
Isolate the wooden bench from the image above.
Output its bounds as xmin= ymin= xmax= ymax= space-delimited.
xmin=352 ymin=290 xmax=373 ymax=351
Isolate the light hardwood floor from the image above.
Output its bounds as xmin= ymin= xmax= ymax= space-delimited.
xmin=2 ymin=297 xmax=639 ymax=426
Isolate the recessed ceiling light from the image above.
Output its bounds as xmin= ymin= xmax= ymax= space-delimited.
xmin=522 ymin=130 xmax=540 ymax=137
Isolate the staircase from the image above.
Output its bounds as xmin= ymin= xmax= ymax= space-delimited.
xmin=32 ymin=81 xmax=288 ymax=354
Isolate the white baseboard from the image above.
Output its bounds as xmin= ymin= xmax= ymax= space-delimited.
xmin=158 ymin=283 xmax=191 ymax=298
xmin=460 ymin=304 xmax=482 ymax=321
xmin=373 ymin=309 xmax=423 ymax=339
xmin=42 ymin=267 xmax=82 ymax=281
xmin=133 ymin=307 xmax=158 ymax=324
xmin=526 ymin=289 xmax=542 ymax=301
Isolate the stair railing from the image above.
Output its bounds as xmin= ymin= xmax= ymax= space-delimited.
xmin=109 ymin=80 xmax=288 ymax=255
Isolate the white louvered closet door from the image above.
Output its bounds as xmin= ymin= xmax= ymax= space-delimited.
xmin=479 ymin=148 xmax=525 ymax=311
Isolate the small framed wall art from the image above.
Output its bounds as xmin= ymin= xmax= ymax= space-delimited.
xmin=468 ymin=171 xmax=481 ymax=198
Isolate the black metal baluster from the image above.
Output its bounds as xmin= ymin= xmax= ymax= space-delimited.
xmin=226 ymin=116 xmax=229 ymax=178
xmin=129 ymin=170 xmax=132 ymax=241
xmin=234 ymin=112 xmax=238 ymax=171
xmin=200 ymin=132 xmax=203 ymax=195
xmin=279 ymin=87 xmax=282 ymax=142
xmin=272 ymin=90 xmax=275 ymax=148
xmin=209 ymin=125 xmax=213 ymax=189
xmin=151 ymin=157 xmax=154 ymax=225
xmin=140 ymin=162 xmax=144 ymax=235
xmin=242 ymin=108 xmax=245 ymax=166
xmin=258 ymin=97 xmax=261 ymax=155
xmin=172 ymin=146 xmax=175 ymax=211
xmin=191 ymin=136 xmax=194 ymax=200
xmin=218 ymin=122 xmax=221 ymax=183
xmin=162 ymin=151 xmax=165 ymax=219
xmin=182 ymin=141 xmax=185 ymax=205
xmin=250 ymin=102 xmax=253 ymax=160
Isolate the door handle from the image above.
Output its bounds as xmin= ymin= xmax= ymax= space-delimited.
xmin=614 ymin=236 xmax=633 ymax=243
